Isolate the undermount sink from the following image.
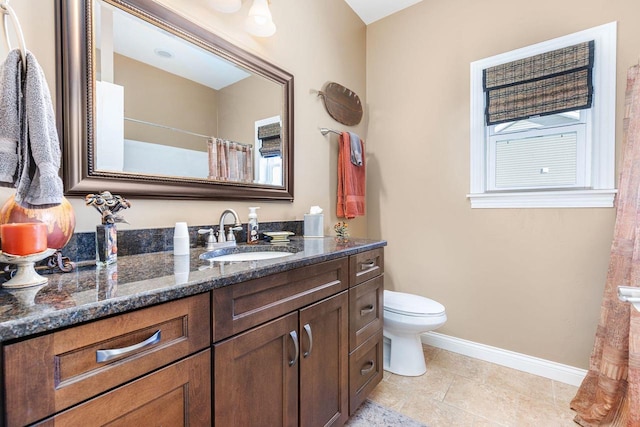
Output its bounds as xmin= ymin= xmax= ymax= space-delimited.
xmin=199 ymin=245 xmax=297 ymax=262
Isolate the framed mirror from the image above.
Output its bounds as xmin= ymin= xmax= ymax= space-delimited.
xmin=55 ymin=0 xmax=294 ymax=200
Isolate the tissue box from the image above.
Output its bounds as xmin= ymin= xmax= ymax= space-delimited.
xmin=304 ymin=214 xmax=324 ymax=237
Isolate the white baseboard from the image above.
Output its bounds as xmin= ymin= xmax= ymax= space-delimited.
xmin=421 ymin=332 xmax=587 ymax=387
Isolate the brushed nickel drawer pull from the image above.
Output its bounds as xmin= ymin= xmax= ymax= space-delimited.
xmin=303 ymin=323 xmax=313 ymax=358
xmin=96 ymin=330 xmax=161 ymax=363
xmin=360 ymin=304 xmax=375 ymax=316
xmin=360 ymin=360 xmax=375 ymax=375
xmin=289 ymin=330 xmax=299 ymax=367
xmin=361 ymin=261 xmax=376 ymax=270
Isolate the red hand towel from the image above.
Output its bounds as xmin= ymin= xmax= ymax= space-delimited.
xmin=337 ymin=132 xmax=365 ymax=219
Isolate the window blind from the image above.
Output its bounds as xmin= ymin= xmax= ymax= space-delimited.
xmin=258 ymin=123 xmax=282 ymax=158
xmin=494 ymin=132 xmax=579 ymax=189
xmin=483 ymin=41 xmax=594 ymax=125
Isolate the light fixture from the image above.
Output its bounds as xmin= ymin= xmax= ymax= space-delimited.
xmin=154 ymin=48 xmax=173 ymax=59
xmin=244 ymin=0 xmax=276 ymax=37
xmin=210 ymin=0 xmax=242 ymax=13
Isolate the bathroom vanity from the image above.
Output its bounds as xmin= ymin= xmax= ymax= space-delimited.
xmin=0 ymin=238 xmax=384 ymax=426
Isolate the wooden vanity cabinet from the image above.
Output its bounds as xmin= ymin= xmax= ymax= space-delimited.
xmin=0 ymin=245 xmax=385 ymax=427
xmin=348 ymin=248 xmax=384 ymax=414
xmin=213 ymin=249 xmax=385 ymax=426
xmin=2 ymin=293 xmax=211 ymax=427
xmin=213 ymin=258 xmax=350 ymax=427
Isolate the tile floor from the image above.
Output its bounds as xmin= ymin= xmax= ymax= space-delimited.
xmin=368 ymin=345 xmax=580 ymax=427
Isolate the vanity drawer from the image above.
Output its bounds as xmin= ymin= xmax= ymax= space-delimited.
xmin=36 ymin=349 xmax=211 ymax=426
xmin=213 ymin=258 xmax=349 ymax=341
xmin=349 ymin=329 xmax=383 ymax=415
xmin=350 ymin=248 xmax=384 ymax=286
xmin=349 ymin=275 xmax=383 ymax=351
xmin=3 ymin=293 xmax=210 ymax=427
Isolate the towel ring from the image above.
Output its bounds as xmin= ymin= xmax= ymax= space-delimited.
xmin=1 ymin=0 xmax=26 ymax=72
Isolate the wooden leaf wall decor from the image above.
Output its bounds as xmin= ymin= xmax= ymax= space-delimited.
xmin=318 ymin=82 xmax=363 ymax=126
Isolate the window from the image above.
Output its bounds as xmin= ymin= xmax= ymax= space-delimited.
xmin=468 ymin=23 xmax=617 ymax=208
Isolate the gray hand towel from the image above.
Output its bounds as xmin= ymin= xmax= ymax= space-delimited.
xmin=15 ymin=51 xmax=63 ymax=208
xmin=0 ymin=49 xmax=22 ymax=186
xmin=348 ymin=132 xmax=363 ymax=167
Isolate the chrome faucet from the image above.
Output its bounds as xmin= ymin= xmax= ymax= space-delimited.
xmin=218 ymin=209 xmax=243 ymax=243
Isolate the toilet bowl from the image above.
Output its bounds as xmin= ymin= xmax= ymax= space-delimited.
xmin=383 ymin=290 xmax=446 ymax=376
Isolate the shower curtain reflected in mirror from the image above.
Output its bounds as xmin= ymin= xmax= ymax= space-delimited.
xmin=207 ymin=138 xmax=253 ymax=183
xmin=570 ymin=64 xmax=640 ymax=426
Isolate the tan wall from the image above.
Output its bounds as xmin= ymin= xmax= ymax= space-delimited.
xmin=0 ymin=0 xmax=367 ymax=238
xmin=366 ymin=0 xmax=640 ymax=368
xmin=115 ymin=54 xmax=218 ymax=151
xmin=218 ymin=74 xmax=282 ymax=145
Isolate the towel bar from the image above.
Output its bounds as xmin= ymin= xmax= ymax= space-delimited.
xmin=320 ymin=127 xmax=341 ymax=136
xmin=0 ymin=0 xmax=26 ymax=71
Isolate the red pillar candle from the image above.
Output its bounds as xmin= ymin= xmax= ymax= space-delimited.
xmin=0 ymin=223 xmax=48 ymax=256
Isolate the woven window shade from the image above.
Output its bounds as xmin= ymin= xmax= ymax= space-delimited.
xmin=258 ymin=123 xmax=282 ymax=157
xmin=484 ymin=41 xmax=594 ymax=125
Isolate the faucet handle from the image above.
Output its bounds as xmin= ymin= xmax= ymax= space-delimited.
xmin=198 ymin=228 xmax=216 ymax=249
xmin=226 ymin=225 xmax=242 ymax=242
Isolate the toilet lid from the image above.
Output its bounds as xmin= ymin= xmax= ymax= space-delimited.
xmin=384 ymin=290 xmax=445 ymax=316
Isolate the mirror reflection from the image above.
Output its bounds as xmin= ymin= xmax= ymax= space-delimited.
xmin=57 ymin=0 xmax=294 ymax=200
xmin=93 ymin=0 xmax=283 ymax=186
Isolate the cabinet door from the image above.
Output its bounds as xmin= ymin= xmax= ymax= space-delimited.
xmin=299 ymin=291 xmax=349 ymax=427
xmin=35 ymin=350 xmax=211 ymax=426
xmin=214 ymin=312 xmax=299 ymax=427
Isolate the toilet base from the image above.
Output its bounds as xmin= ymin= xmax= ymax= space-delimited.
xmin=382 ymin=331 xmax=426 ymax=376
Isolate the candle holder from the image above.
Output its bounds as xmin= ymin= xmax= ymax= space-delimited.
xmin=0 ymin=248 xmax=56 ymax=288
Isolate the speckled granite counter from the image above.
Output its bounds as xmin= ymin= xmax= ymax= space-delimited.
xmin=0 ymin=237 xmax=386 ymax=343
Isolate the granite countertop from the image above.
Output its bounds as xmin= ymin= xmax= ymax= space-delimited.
xmin=0 ymin=237 xmax=386 ymax=343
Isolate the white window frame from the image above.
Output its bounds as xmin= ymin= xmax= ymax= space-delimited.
xmin=468 ymin=22 xmax=617 ymax=208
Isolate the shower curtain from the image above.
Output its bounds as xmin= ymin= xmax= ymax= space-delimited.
xmin=207 ymin=137 xmax=253 ymax=183
xmin=570 ymin=65 xmax=640 ymax=426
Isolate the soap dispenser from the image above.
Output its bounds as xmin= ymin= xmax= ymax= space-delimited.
xmin=247 ymin=207 xmax=260 ymax=244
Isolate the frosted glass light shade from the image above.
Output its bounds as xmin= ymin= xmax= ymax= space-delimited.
xmin=244 ymin=0 xmax=276 ymax=37
xmin=210 ymin=0 xmax=242 ymax=13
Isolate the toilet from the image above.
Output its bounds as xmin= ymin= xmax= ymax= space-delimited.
xmin=383 ymin=290 xmax=447 ymax=376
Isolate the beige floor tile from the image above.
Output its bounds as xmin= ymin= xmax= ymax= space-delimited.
xmin=552 ymin=380 xmax=579 ymax=406
xmin=472 ymin=416 xmax=509 ymax=427
xmin=423 ymin=344 xmax=442 ymax=363
xmin=516 ymin=394 xmax=579 ymax=427
xmin=385 ymin=363 xmax=456 ymax=402
xmin=400 ymin=395 xmax=476 ymax=427
xmin=368 ymin=378 xmax=408 ymax=412
xmin=484 ymin=364 xmax=555 ymax=403
xmin=369 ymin=346 xmax=580 ymax=427
xmin=431 ymin=349 xmax=494 ymax=382
xmin=443 ymin=376 xmax=520 ymax=425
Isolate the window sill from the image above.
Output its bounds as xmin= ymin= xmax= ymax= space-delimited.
xmin=467 ymin=189 xmax=617 ymax=208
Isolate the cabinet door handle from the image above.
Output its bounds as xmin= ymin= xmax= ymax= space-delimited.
xmin=360 ymin=360 xmax=375 ymax=375
xmin=96 ymin=330 xmax=161 ymax=363
xmin=303 ymin=323 xmax=313 ymax=358
xmin=288 ymin=330 xmax=299 ymax=367
xmin=360 ymin=304 xmax=375 ymax=316
xmin=361 ymin=261 xmax=376 ymax=270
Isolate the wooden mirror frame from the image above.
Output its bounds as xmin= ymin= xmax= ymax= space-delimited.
xmin=55 ymin=0 xmax=294 ymax=200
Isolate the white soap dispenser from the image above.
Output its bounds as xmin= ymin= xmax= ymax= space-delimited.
xmin=247 ymin=207 xmax=260 ymax=244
